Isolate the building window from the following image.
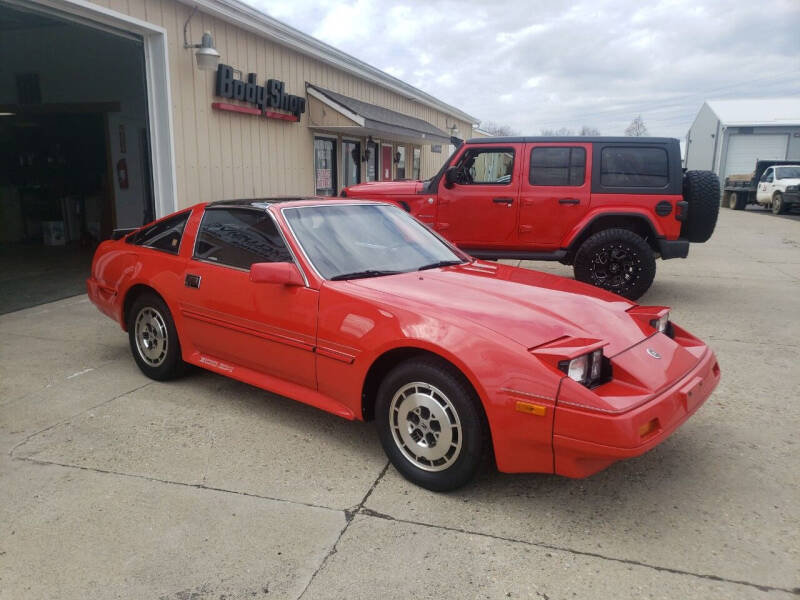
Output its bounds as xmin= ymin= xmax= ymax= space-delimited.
xmin=366 ymin=140 xmax=378 ymax=182
xmin=194 ymin=208 xmax=292 ymax=270
xmin=412 ymin=147 xmax=421 ymax=179
xmin=342 ymin=140 xmax=361 ymax=188
xmin=600 ymin=147 xmax=668 ymax=188
xmin=396 ymin=145 xmax=406 ymax=179
xmin=530 ymin=147 xmax=586 ymax=186
xmin=314 ymin=137 xmax=337 ymax=196
xmin=456 ymin=148 xmax=514 ymax=184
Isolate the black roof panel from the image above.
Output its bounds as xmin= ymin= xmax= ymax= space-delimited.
xmin=466 ymin=136 xmax=678 ymax=144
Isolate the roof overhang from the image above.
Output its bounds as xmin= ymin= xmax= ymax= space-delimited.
xmin=306 ymin=85 xmax=451 ymax=145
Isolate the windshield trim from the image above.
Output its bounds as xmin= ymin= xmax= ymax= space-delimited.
xmin=279 ymin=202 xmax=467 ymax=281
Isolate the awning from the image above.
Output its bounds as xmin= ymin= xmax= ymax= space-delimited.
xmin=306 ymin=84 xmax=451 ymax=145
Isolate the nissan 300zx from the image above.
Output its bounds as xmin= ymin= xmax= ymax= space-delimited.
xmin=87 ymin=199 xmax=720 ymax=491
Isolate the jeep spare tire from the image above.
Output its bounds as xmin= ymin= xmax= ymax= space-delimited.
xmin=681 ymin=170 xmax=720 ymax=243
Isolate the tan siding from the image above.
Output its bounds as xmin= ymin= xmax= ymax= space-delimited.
xmin=102 ymin=0 xmax=472 ymax=207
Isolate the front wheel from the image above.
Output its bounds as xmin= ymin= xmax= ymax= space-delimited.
xmin=772 ymin=192 xmax=786 ymax=215
xmin=375 ymin=358 xmax=487 ymax=492
xmin=573 ymin=228 xmax=656 ymax=300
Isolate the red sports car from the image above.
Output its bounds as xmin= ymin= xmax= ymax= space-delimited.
xmin=88 ymin=199 xmax=720 ymax=491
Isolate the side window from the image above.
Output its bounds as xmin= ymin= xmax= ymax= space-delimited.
xmin=194 ymin=208 xmax=292 ymax=270
xmin=765 ymin=169 xmax=774 ymax=183
xmin=457 ymin=148 xmax=515 ymax=184
xmin=600 ymin=147 xmax=669 ymax=188
xmin=530 ymin=147 xmax=586 ymax=186
xmin=126 ymin=211 xmax=189 ymax=255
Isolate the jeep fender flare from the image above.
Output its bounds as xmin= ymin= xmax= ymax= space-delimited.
xmin=562 ymin=211 xmax=663 ymax=258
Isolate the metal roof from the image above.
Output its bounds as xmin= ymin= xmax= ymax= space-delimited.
xmin=706 ymin=98 xmax=800 ymax=127
xmin=308 ymin=85 xmax=451 ymax=142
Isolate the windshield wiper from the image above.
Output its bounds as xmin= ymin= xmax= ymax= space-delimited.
xmin=330 ymin=269 xmax=404 ymax=281
xmin=417 ymin=260 xmax=465 ymax=271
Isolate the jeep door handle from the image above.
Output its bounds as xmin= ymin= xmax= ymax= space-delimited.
xmin=558 ymin=198 xmax=580 ymax=205
xmin=493 ymin=197 xmax=514 ymax=205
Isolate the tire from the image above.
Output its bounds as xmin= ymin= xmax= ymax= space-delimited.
xmin=772 ymin=192 xmax=787 ymax=215
xmin=573 ymin=228 xmax=656 ymax=300
xmin=729 ymin=191 xmax=746 ymax=210
xmin=127 ymin=291 xmax=185 ymax=381
xmin=682 ymin=170 xmax=721 ymax=242
xmin=376 ymin=357 xmax=487 ymax=492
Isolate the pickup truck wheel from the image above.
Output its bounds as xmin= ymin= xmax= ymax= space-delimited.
xmin=376 ymin=357 xmax=487 ymax=492
xmin=729 ymin=192 xmax=746 ymax=210
xmin=772 ymin=192 xmax=787 ymax=215
xmin=573 ymin=229 xmax=656 ymax=300
xmin=682 ymin=170 xmax=721 ymax=241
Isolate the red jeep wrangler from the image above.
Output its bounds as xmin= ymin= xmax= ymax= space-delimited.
xmin=342 ymin=137 xmax=719 ymax=299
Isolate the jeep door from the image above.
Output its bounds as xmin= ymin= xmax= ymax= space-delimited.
xmin=757 ymin=167 xmax=774 ymax=204
xmin=435 ymin=145 xmax=520 ymax=247
xmin=517 ymin=142 xmax=591 ymax=249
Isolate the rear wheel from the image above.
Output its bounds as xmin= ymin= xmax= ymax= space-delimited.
xmin=729 ymin=192 xmax=746 ymax=210
xmin=573 ymin=228 xmax=656 ymax=300
xmin=376 ymin=358 xmax=487 ymax=492
xmin=772 ymin=192 xmax=786 ymax=215
xmin=127 ymin=292 xmax=185 ymax=380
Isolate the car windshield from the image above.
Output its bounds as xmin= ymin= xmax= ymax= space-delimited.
xmin=282 ymin=203 xmax=465 ymax=280
xmin=776 ymin=167 xmax=800 ymax=179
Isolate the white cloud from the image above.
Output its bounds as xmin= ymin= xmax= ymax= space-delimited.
xmin=246 ymin=0 xmax=800 ymax=137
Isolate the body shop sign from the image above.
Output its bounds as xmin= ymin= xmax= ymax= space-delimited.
xmin=214 ymin=64 xmax=306 ymax=122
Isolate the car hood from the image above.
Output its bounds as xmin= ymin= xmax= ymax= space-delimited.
xmin=350 ymin=262 xmax=647 ymax=356
xmin=344 ymin=180 xmax=423 ymax=196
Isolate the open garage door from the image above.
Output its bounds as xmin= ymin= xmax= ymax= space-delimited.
xmin=724 ymin=133 xmax=789 ymax=179
xmin=0 ymin=1 xmax=154 ymax=314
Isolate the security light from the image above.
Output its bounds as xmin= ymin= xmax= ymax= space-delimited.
xmin=184 ymin=7 xmax=221 ymax=72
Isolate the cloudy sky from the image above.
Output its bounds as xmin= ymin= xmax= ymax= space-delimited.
xmin=248 ymin=0 xmax=800 ymax=138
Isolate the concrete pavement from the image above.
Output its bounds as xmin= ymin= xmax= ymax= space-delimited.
xmin=1 ymin=207 xmax=798 ymax=599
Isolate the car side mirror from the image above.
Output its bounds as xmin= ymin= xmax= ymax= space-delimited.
xmin=444 ymin=166 xmax=459 ymax=188
xmin=250 ymin=262 xmax=304 ymax=286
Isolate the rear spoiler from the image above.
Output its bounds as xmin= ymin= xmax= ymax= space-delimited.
xmin=111 ymin=227 xmax=138 ymax=240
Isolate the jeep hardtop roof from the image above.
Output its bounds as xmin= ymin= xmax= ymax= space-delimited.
xmin=465 ymin=136 xmax=678 ymax=144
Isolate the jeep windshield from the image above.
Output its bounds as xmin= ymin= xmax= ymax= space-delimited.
xmin=282 ymin=203 xmax=466 ymax=280
xmin=776 ymin=167 xmax=800 ymax=179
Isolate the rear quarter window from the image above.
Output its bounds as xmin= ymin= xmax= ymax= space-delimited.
xmin=126 ymin=211 xmax=190 ymax=255
xmin=600 ymin=147 xmax=668 ymax=188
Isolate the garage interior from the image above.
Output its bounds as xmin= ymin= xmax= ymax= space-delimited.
xmin=0 ymin=2 xmax=153 ymax=314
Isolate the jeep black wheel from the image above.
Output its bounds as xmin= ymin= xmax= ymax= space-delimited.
xmin=729 ymin=192 xmax=746 ymax=210
xmin=573 ymin=228 xmax=656 ymax=300
xmin=682 ymin=170 xmax=721 ymax=241
xmin=772 ymin=192 xmax=787 ymax=215
xmin=375 ymin=357 xmax=488 ymax=492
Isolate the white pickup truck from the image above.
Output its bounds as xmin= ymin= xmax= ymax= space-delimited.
xmin=724 ymin=160 xmax=800 ymax=214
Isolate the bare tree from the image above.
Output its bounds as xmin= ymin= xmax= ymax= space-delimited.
xmin=624 ymin=115 xmax=648 ymax=137
xmin=480 ymin=121 xmax=519 ymax=136
xmin=579 ymin=125 xmax=601 ymax=136
xmin=540 ymin=127 xmax=574 ymax=136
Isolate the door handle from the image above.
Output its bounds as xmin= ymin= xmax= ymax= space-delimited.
xmin=185 ymin=274 xmax=201 ymax=288
xmin=558 ymin=198 xmax=580 ymax=205
xmin=493 ymin=197 xmax=514 ymax=205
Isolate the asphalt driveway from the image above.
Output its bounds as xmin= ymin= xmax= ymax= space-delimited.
xmin=1 ymin=208 xmax=798 ymax=599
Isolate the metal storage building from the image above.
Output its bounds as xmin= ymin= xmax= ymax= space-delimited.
xmin=684 ymin=98 xmax=800 ymax=183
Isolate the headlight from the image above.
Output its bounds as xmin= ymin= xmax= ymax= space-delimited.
xmin=560 ymin=349 xmax=607 ymax=386
xmin=650 ymin=312 xmax=670 ymax=333
xmin=786 ymin=185 xmax=799 ymax=192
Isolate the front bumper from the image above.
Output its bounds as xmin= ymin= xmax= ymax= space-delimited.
xmin=553 ymin=347 xmax=720 ymax=478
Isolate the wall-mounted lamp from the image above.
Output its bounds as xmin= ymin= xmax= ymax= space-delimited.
xmin=362 ymin=148 xmax=371 ymax=162
xmin=184 ymin=7 xmax=220 ymax=71
xmin=394 ymin=151 xmax=402 ymax=164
